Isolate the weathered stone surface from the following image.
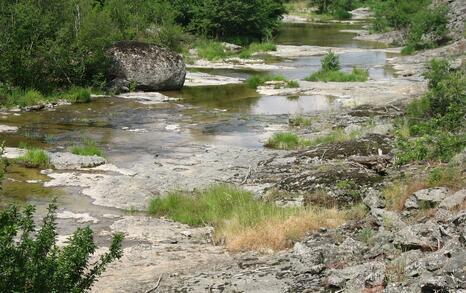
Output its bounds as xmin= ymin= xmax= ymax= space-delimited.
xmin=49 ymin=152 xmax=106 ymax=170
xmin=325 ymin=261 xmax=385 ymax=290
xmin=364 ymin=189 xmax=386 ymax=209
xmin=108 ymin=41 xmax=186 ymax=93
xmin=404 ymin=187 xmax=450 ymax=210
xmin=0 ymin=124 xmax=18 ymax=133
xmin=394 ymin=221 xmax=441 ymax=251
xmin=439 ymin=189 xmax=466 ymax=209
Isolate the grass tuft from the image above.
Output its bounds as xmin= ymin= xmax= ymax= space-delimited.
xmin=305 ymin=67 xmax=369 ymax=82
xmin=246 ymin=75 xmax=298 ymax=89
xmin=17 ymin=148 xmax=50 ymax=169
xmin=196 ymin=40 xmax=228 ymax=61
xmin=264 ymin=132 xmax=311 ymax=150
xmin=63 ymin=87 xmax=91 ymax=103
xmin=70 ymin=140 xmax=104 ymax=157
xmin=148 ymin=184 xmax=348 ymax=251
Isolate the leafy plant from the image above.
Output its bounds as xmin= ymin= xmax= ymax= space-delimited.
xmin=246 ymin=74 xmax=297 ymax=89
xmin=264 ymin=132 xmax=311 ymax=150
xmin=70 ymin=140 xmax=104 ymax=157
xmin=0 ymin=201 xmax=123 ymax=292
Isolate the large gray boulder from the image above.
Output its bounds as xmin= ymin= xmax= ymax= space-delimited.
xmin=108 ymin=41 xmax=186 ymax=93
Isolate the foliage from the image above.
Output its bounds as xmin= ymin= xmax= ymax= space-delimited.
xmin=0 ymin=201 xmax=123 ymax=292
xmin=63 ymin=87 xmax=92 ymax=103
xmin=17 ymin=149 xmax=50 ymax=169
xmin=149 ymin=184 xmax=347 ymax=251
xmin=357 ymin=227 xmax=374 ymax=244
xmin=238 ymin=42 xmax=277 ymax=58
xmin=265 ymin=132 xmax=311 ymax=150
xmin=402 ymin=5 xmax=449 ymax=54
xmin=370 ymin=0 xmax=431 ymax=32
xmin=310 ymin=0 xmax=359 ymax=20
xmin=173 ymin=0 xmax=286 ymax=43
xmin=70 ymin=140 xmax=104 ymax=157
xmin=395 ymin=59 xmax=466 ymax=164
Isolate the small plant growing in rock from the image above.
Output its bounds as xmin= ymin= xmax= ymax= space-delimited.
xmin=357 ymin=227 xmax=374 ymax=244
xmin=70 ymin=139 xmax=104 ymax=157
xmin=321 ymin=51 xmax=340 ymax=72
xmin=0 ymin=201 xmax=124 ymax=292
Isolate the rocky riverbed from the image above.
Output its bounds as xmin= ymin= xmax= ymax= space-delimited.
xmin=1 ymin=7 xmax=465 ymax=293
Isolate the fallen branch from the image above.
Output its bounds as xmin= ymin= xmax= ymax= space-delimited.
xmin=145 ymin=274 xmax=163 ymax=293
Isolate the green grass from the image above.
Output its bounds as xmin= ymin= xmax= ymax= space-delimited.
xmin=238 ymin=42 xmax=277 ymax=59
xmin=246 ymin=75 xmax=299 ymax=89
xmin=289 ymin=116 xmax=312 ymax=127
xmin=265 ymin=128 xmax=363 ymax=150
xmin=305 ymin=68 xmax=369 ymax=82
xmin=62 ymin=87 xmax=91 ymax=103
xmin=148 ymin=184 xmax=347 ymax=251
xmin=196 ymin=40 xmax=229 ymax=61
xmin=264 ymin=132 xmax=311 ymax=150
xmin=70 ymin=140 xmax=104 ymax=157
xmin=17 ymin=148 xmax=50 ymax=168
xmin=0 ymin=86 xmax=92 ymax=108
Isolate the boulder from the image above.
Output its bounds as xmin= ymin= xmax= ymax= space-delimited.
xmin=108 ymin=41 xmax=186 ymax=93
xmin=439 ymin=189 xmax=466 ymax=210
xmin=404 ymin=187 xmax=450 ymax=210
xmin=393 ymin=221 xmax=441 ymax=251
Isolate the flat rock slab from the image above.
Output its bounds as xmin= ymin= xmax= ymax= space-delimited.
xmin=1 ymin=147 xmax=26 ymax=159
xmin=49 ymin=152 xmax=106 ymax=170
xmin=115 ymin=92 xmax=178 ymax=105
xmin=185 ymin=71 xmax=244 ymax=86
xmin=0 ymin=124 xmax=18 ymax=133
xmin=440 ymin=189 xmax=466 ymax=209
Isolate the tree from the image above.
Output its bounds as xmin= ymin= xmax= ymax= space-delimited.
xmin=0 ymin=201 xmax=124 ymax=292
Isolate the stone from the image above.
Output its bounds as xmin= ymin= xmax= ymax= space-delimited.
xmin=48 ymin=152 xmax=106 ymax=170
xmin=363 ymin=188 xmax=386 ymax=209
xmin=439 ymin=189 xmax=466 ymax=209
xmin=404 ymin=187 xmax=450 ymax=210
xmin=0 ymin=124 xmax=18 ymax=133
xmin=108 ymin=41 xmax=186 ymax=93
xmin=325 ymin=261 xmax=385 ymax=291
xmin=394 ymin=221 xmax=441 ymax=251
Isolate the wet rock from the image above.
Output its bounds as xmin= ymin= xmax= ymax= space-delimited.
xmin=439 ymin=189 xmax=466 ymax=209
xmin=49 ymin=152 xmax=106 ymax=170
xmin=394 ymin=221 xmax=441 ymax=251
xmin=404 ymin=187 xmax=450 ymax=210
xmin=116 ymin=92 xmax=177 ymax=105
xmin=108 ymin=41 xmax=186 ymax=93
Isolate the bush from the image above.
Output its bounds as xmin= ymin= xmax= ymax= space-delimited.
xmin=395 ymin=59 xmax=466 ymax=164
xmin=403 ymin=5 xmax=448 ymax=53
xmin=17 ymin=149 xmax=50 ymax=169
xmin=174 ymin=0 xmax=286 ymax=43
xmin=311 ymin=0 xmax=357 ymax=20
xmin=0 ymin=201 xmax=123 ymax=292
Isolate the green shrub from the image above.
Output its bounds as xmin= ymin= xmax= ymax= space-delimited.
xmin=395 ymin=59 xmax=466 ymax=164
xmin=370 ymin=0 xmax=431 ymax=32
xmin=17 ymin=148 xmax=50 ymax=169
xmin=0 ymin=201 xmax=123 ymax=292
xmin=357 ymin=227 xmax=374 ymax=244
xmin=70 ymin=140 xmax=104 ymax=157
xmin=265 ymin=132 xmax=312 ymax=150
xmin=311 ymin=0 xmax=355 ymax=19
xmin=289 ymin=116 xmax=312 ymax=127
xmin=404 ymin=5 xmax=448 ymax=52
xmin=322 ymin=51 xmax=341 ymax=72
xmin=238 ymin=42 xmax=277 ymax=59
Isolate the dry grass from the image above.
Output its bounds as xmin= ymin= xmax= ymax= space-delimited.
xmin=383 ymin=165 xmax=465 ymax=211
xmin=383 ymin=181 xmax=428 ymax=211
xmin=221 ymin=208 xmax=346 ymax=252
